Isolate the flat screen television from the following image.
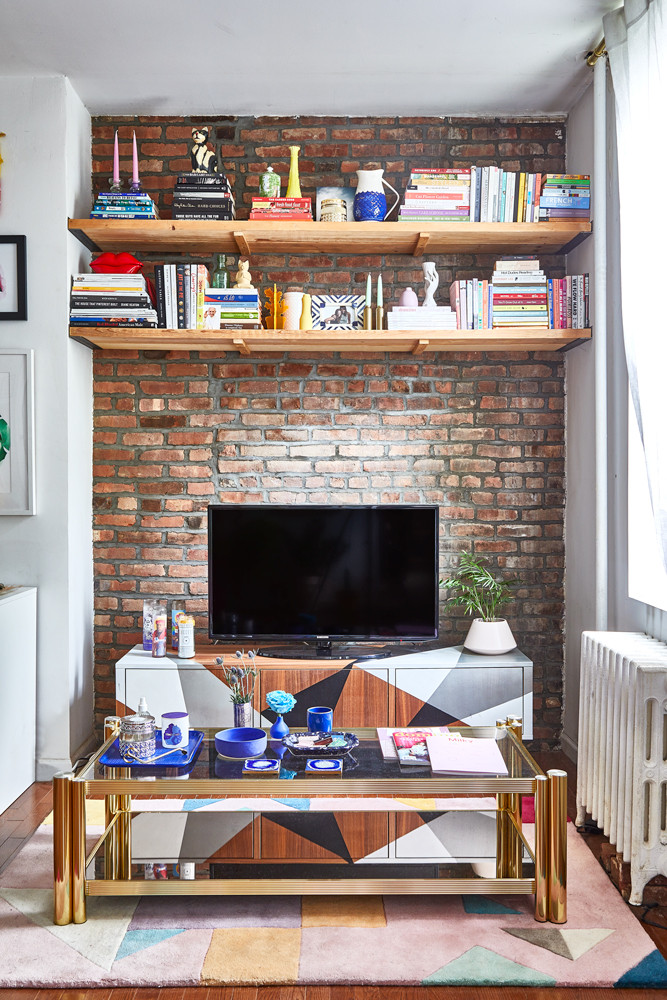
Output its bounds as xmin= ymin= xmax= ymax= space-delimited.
xmin=208 ymin=504 xmax=439 ymax=658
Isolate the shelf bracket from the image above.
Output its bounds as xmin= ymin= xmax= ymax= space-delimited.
xmin=412 ymin=232 xmax=431 ymax=256
xmin=412 ymin=339 xmax=430 ymax=355
xmin=233 ymin=231 xmax=252 ymax=257
xmin=232 ymin=337 xmax=251 ymax=356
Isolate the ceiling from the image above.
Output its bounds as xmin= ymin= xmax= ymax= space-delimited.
xmin=0 ymin=0 xmax=617 ymax=117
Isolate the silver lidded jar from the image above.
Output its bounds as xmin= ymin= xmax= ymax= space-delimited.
xmin=119 ymin=711 xmax=156 ymax=761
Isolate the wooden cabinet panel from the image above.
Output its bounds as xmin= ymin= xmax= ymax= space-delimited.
xmin=260 ymin=812 xmax=389 ymax=861
xmin=258 ymin=666 xmax=390 ymax=728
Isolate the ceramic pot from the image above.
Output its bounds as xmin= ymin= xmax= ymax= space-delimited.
xmin=353 ymin=168 xmax=400 ymax=222
xmin=463 ymin=619 xmax=516 ymax=655
xmin=233 ymin=702 xmax=253 ymax=728
xmin=270 ymin=714 xmax=290 ymax=739
xmin=398 ymin=287 xmax=419 ymax=307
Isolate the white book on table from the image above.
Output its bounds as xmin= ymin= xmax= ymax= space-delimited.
xmin=426 ymin=733 xmax=509 ymax=775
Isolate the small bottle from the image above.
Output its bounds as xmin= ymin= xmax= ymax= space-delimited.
xmin=152 ymin=610 xmax=167 ymax=657
xmin=210 ymin=253 xmax=231 ymax=288
xmin=138 ymin=696 xmax=151 ymax=717
xmin=171 ymin=600 xmax=185 ymax=651
xmin=178 ymin=614 xmax=196 ymax=658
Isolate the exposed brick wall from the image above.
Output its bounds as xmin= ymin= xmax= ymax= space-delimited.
xmin=91 ymin=115 xmax=567 ymax=748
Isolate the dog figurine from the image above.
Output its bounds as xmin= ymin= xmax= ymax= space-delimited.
xmin=191 ymin=127 xmax=218 ymax=174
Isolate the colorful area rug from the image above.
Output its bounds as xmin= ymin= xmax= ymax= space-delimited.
xmin=1 ymin=813 xmax=666 ymax=988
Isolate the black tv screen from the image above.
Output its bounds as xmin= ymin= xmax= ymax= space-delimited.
xmin=208 ymin=504 xmax=439 ymax=645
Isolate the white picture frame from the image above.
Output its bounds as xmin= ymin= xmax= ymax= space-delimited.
xmin=0 ymin=349 xmax=35 ymax=515
xmin=311 ymin=294 xmax=365 ymax=330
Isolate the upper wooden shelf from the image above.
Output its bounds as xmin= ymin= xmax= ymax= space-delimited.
xmin=69 ymin=327 xmax=591 ymax=355
xmin=67 ymin=219 xmax=591 ymax=258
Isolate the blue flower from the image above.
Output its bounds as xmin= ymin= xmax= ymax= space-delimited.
xmin=266 ymin=689 xmax=296 ymax=715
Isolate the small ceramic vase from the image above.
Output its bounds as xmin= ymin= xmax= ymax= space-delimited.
xmin=286 ymin=146 xmax=301 ymax=198
xmin=270 ymin=714 xmax=290 ymax=739
xmin=283 ymin=290 xmax=304 ymax=329
xmin=299 ymin=293 xmax=313 ymax=330
xmin=233 ymin=702 xmax=253 ymax=728
xmin=259 ymin=165 xmax=281 ymax=198
xmin=398 ymin=287 xmax=419 ymax=307
xmin=210 ymin=253 xmax=231 ymax=288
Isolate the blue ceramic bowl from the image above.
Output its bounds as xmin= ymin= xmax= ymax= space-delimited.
xmin=215 ymin=727 xmax=267 ymax=759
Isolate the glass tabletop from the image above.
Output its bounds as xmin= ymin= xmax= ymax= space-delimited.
xmin=79 ymin=726 xmax=543 ymax=787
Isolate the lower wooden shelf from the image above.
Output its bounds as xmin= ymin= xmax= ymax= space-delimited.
xmin=69 ymin=327 xmax=591 ymax=354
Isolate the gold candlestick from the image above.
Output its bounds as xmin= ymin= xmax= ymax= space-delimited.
xmin=363 ymin=306 xmax=373 ymax=330
xmin=374 ymin=306 xmax=384 ymax=330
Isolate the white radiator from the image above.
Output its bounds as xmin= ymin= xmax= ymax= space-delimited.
xmin=576 ymin=631 xmax=667 ymax=904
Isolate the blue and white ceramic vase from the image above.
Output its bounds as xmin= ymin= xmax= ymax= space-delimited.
xmin=270 ymin=714 xmax=290 ymax=739
xmin=353 ymin=168 xmax=400 ymax=222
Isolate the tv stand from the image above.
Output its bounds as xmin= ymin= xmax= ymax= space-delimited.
xmin=256 ymin=640 xmax=393 ymax=661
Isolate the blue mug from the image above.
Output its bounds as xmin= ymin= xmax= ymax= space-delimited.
xmin=307 ymin=706 xmax=333 ymax=734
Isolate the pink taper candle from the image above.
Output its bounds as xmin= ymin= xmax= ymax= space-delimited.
xmin=132 ymin=131 xmax=139 ymax=185
xmin=112 ymin=130 xmax=120 ymax=184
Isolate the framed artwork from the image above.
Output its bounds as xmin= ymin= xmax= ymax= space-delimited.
xmin=0 ymin=350 xmax=35 ymax=515
xmin=0 ymin=236 xmax=27 ymax=321
xmin=311 ymin=294 xmax=365 ymax=330
xmin=315 ymin=186 xmax=355 ymax=222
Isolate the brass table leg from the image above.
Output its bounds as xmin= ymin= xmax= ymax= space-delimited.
xmin=118 ymin=770 xmax=132 ymax=881
xmin=71 ymin=777 xmax=87 ymax=923
xmin=534 ymin=773 xmax=549 ymax=921
xmin=496 ymin=792 xmax=512 ymax=877
xmin=53 ymin=772 xmax=72 ymax=925
xmin=548 ymin=768 xmax=567 ymax=923
xmin=104 ymin=716 xmax=121 ymax=880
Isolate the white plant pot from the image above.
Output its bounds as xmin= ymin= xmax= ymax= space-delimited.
xmin=463 ymin=618 xmax=516 ymax=655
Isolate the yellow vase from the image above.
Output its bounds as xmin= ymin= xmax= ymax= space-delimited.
xmin=286 ymin=145 xmax=301 ymax=198
xmin=299 ymin=293 xmax=312 ymax=330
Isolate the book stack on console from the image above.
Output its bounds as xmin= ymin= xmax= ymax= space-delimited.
xmin=386 ymin=305 xmax=458 ymax=330
xmin=492 ymin=257 xmax=548 ymax=328
xmin=399 ymin=168 xmax=471 ymax=222
xmin=249 ymin=197 xmax=313 ymax=220
xmin=203 ymin=287 xmax=261 ymax=328
xmin=172 ymin=172 xmax=235 ymax=221
xmin=69 ymin=273 xmax=157 ymax=327
xmin=538 ymin=174 xmax=590 ymax=220
xmin=449 ymin=279 xmax=493 ymax=329
xmin=90 ymin=191 xmax=159 ymax=219
xmin=153 ymin=264 xmax=210 ymax=329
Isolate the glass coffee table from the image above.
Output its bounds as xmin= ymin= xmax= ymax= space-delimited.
xmin=52 ymin=717 xmax=566 ymax=926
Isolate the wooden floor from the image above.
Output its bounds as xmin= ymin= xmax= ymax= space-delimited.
xmin=0 ymin=752 xmax=666 ymax=1000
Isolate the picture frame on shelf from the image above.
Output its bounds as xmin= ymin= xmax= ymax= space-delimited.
xmin=0 ymin=236 xmax=27 ymax=321
xmin=0 ymin=349 xmax=35 ymax=515
xmin=311 ymin=294 xmax=365 ymax=330
xmin=315 ymin=186 xmax=355 ymax=222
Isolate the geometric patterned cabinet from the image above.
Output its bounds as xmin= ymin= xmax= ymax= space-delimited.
xmin=115 ymin=642 xmax=533 ymax=737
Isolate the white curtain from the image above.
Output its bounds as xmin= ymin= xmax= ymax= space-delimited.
xmin=604 ymin=0 xmax=667 ymax=573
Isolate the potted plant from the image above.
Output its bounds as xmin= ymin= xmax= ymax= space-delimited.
xmin=440 ymin=552 xmax=517 ymax=655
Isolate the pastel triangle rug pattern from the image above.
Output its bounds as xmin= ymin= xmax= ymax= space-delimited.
xmin=0 ymin=823 xmax=665 ymax=987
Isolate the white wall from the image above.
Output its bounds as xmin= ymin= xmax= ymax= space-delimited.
xmin=0 ymin=75 xmax=93 ymax=778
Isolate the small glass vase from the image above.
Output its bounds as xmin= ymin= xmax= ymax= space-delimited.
xmin=270 ymin=714 xmax=289 ymax=739
xmin=211 ymin=253 xmax=231 ymax=288
xmin=233 ymin=702 xmax=253 ymax=728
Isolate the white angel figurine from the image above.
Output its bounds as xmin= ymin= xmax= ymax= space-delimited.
xmin=422 ymin=261 xmax=439 ymax=307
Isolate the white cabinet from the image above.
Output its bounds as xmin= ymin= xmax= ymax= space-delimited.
xmin=0 ymin=586 xmax=37 ymax=812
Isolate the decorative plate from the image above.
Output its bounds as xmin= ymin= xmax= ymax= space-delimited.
xmin=282 ymin=731 xmax=359 ymax=757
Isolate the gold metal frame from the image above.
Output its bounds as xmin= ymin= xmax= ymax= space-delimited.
xmin=53 ymin=717 xmax=567 ymax=925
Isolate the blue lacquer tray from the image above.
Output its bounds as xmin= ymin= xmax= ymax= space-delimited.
xmin=100 ymin=729 xmax=204 ymax=767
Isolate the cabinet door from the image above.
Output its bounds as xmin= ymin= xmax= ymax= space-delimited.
xmin=260 ymin=812 xmax=389 ymax=861
xmin=259 ymin=665 xmax=390 ymax=728
xmin=131 ymin=812 xmax=255 ymax=862
xmin=395 ymin=810 xmax=497 ymax=860
xmin=394 ymin=666 xmax=523 ymax=728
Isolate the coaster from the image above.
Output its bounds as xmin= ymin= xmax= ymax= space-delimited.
xmin=305 ymin=757 xmax=343 ymax=776
xmin=243 ymin=758 xmax=280 ymax=776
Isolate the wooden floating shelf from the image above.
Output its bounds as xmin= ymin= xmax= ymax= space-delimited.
xmin=69 ymin=327 xmax=591 ymax=355
xmin=68 ymin=219 xmax=591 ymax=257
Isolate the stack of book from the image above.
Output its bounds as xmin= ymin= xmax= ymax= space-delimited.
xmin=172 ymin=173 xmax=235 ymax=221
xmin=398 ymin=168 xmax=471 ymax=222
xmin=547 ymin=274 xmax=590 ymax=328
xmin=386 ymin=305 xmax=458 ymax=330
xmin=90 ymin=191 xmax=159 ymax=219
xmin=468 ymin=168 xmax=542 ymax=223
xmin=203 ymin=287 xmax=261 ymax=328
xmin=153 ymin=264 xmax=210 ymax=328
xmin=538 ymin=175 xmax=590 ymax=220
xmin=69 ymin=273 xmax=157 ymax=327
xmin=249 ymin=197 xmax=312 ymax=220
xmin=492 ymin=257 xmax=548 ymax=328
xmin=449 ymin=279 xmax=493 ymax=329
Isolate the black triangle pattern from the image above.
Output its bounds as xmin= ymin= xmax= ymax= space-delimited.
xmin=264 ymin=668 xmax=352 ymax=728
xmin=263 ymin=811 xmax=352 ymax=863
xmin=408 ymin=702 xmax=461 ymax=727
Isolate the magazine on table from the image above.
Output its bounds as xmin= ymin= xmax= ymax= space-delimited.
xmin=377 ymin=726 xmax=450 ymax=762
xmin=426 ymin=732 xmax=508 ymax=776
xmin=389 ymin=727 xmax=451 ymax=766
